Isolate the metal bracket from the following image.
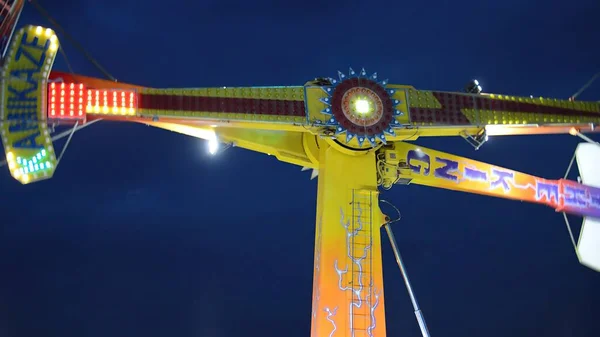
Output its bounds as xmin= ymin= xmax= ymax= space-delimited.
xmin=569 ymin=126 xmax=600 ymax=146
xmin=460 ymin=127 xmax=488 ymax=150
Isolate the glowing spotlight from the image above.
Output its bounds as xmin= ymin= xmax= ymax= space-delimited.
xmin=355 ymin=99 xmax=370 ymax=114
xmin=569 ymin=127 xmax=579 ymax=136
xmin=464 ymin=79 xmax=482 ymax=94
xmin=208 ymin=137 xmax=219 ymax=155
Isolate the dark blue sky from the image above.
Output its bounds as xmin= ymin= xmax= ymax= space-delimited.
xmin=1 ymin=1 xmax=600 ymax=337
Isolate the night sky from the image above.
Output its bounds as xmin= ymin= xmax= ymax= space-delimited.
xmin=1 ymin=1 xmax=600 ymax=337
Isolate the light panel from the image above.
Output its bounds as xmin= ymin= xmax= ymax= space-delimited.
xmin=6 ymin=148 xmax=53 ymax=183
xmin=47 ymin=83 xmax=138 ymax=120
xmin=86 ymin=88 xmax=137 ymax=115
xmin=48 ymin=82 xmax=85 ymax=120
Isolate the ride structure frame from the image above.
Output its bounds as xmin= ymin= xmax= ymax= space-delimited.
xmin=1 ymin=18 xmax=600 ymax=337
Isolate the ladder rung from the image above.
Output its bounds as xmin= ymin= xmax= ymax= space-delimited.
xmin=349 ymin=297 xmax=371 ymax=302
xmin=353 ymin=234 xmax=372 ymax=238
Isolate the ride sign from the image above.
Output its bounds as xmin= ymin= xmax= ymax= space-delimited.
xmin=0 ymin=25 xmax=59 ymax=184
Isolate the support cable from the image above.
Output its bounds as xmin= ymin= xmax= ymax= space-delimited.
xmin=0 ymin=119 xmax=102 ymax=168
xmin=561 ymin=151 xmax=582 ymax=256
xmin=28 ymin=0 xmax=117 ymax=81
xmin=562 ymin=212 xmax=579 ymax=255
xmin=55 ymin=120 xmax=78 ymax=167
xmin=58 ymin=44 xmax=74 ymax=75
xmin=570 ymin=72 xmax=600 ymax=101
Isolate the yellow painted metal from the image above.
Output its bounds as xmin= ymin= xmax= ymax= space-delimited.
xmin=406 ymin=89 xmax=443 ymax=110
xmin=146 ymin=121 xmax=314 ymax=168
xmin=406 ymin=88 xmax=600 ymax=127
xmin=301 ymin=132 xmax=320 ymax=169
xmin=311 ymin=139 xmax=387 ymax=337
xmin=392 ymin=141 xmax=547 ymax=200
xmin=386 ymin=126 xmax=482 ymax=140
xmin=141 ymin=86 xmax=305 ymax=100
xmin=135 ymin=86 xmax=306 ymax=124
xmin=476 ymin=93 xmax=600 ymax=125
xmin=142 ymin=117 xmax=308 ymax=132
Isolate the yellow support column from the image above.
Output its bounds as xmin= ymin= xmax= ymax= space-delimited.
xmin=311 ymin=142 xmax=387 ymax=337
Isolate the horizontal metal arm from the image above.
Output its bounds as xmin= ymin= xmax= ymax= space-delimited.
xmin=378 ymin=141 xmax=600 ymax=219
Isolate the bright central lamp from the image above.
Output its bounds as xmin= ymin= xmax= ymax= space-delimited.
xmin=355 ymin=99 xmax=370 ymax=114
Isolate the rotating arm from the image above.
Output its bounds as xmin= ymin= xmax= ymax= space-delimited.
xmin=382 ymin=87 xmax=600 ymax=140
xmin=48 ymin=71 xmax=317 ymax=169
xmin=378 ymin=142 xmax=600 ymax=219
xmin=304 ymin=80 xmax=600 ymax=146
xmin=0 ymin=22 xmax=318 ymax=185
xmin=2 ymin=25 xmax=599 ymax=185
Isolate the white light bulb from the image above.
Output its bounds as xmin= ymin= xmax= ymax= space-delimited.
xmin=355 ymin=99 xmax=370 ymax=114
xmin=208 ymin=138 xmax=219 ymax=155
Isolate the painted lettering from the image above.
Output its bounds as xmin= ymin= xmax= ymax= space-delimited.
xmin=490 ymin=169 xmax=513 ymax=192
xmin=12 ymin=131 xmax=41 ymax=148
xmin=434 ymin=158 xmax=458 ymax=182
xmin=464 ymin=167 xmax=488 ymax=182
xmin=14 ymin=34 xmax=49 ymax=67
xmin=7 ymin=77 xmax=38 ymax=101
xmin=407 ymin=150 xmax=430 ymax=176
xmin=536 ymin=181 xmax=559 ymax=204
xmin=9 ymin=120 xmax=38 ymax=133
xmin=563 ymin=185 xmax=588 ymax=208
xmin=5 ymin=31 xmax=49 ymax=149
xmin=7 ymin=110 xmax=38 ymax=133
xmin=589 ymin=190 xmax=600 ymax=209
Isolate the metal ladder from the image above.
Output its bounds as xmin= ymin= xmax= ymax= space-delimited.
xmin=349 ymin=191 xmax=375 ymax=337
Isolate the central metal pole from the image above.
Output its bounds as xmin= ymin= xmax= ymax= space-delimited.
xmin=384 ymin=223 xmax=431 ymax=337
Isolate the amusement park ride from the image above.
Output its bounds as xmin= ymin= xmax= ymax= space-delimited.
xmin=1 ymin=1 xmax=599 ymax=336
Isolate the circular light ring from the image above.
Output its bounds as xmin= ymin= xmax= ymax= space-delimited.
xmin=341 ymin=87 xmax=383 ymax=127
xmin=330 ymin=78 xmax=394 ymax=136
